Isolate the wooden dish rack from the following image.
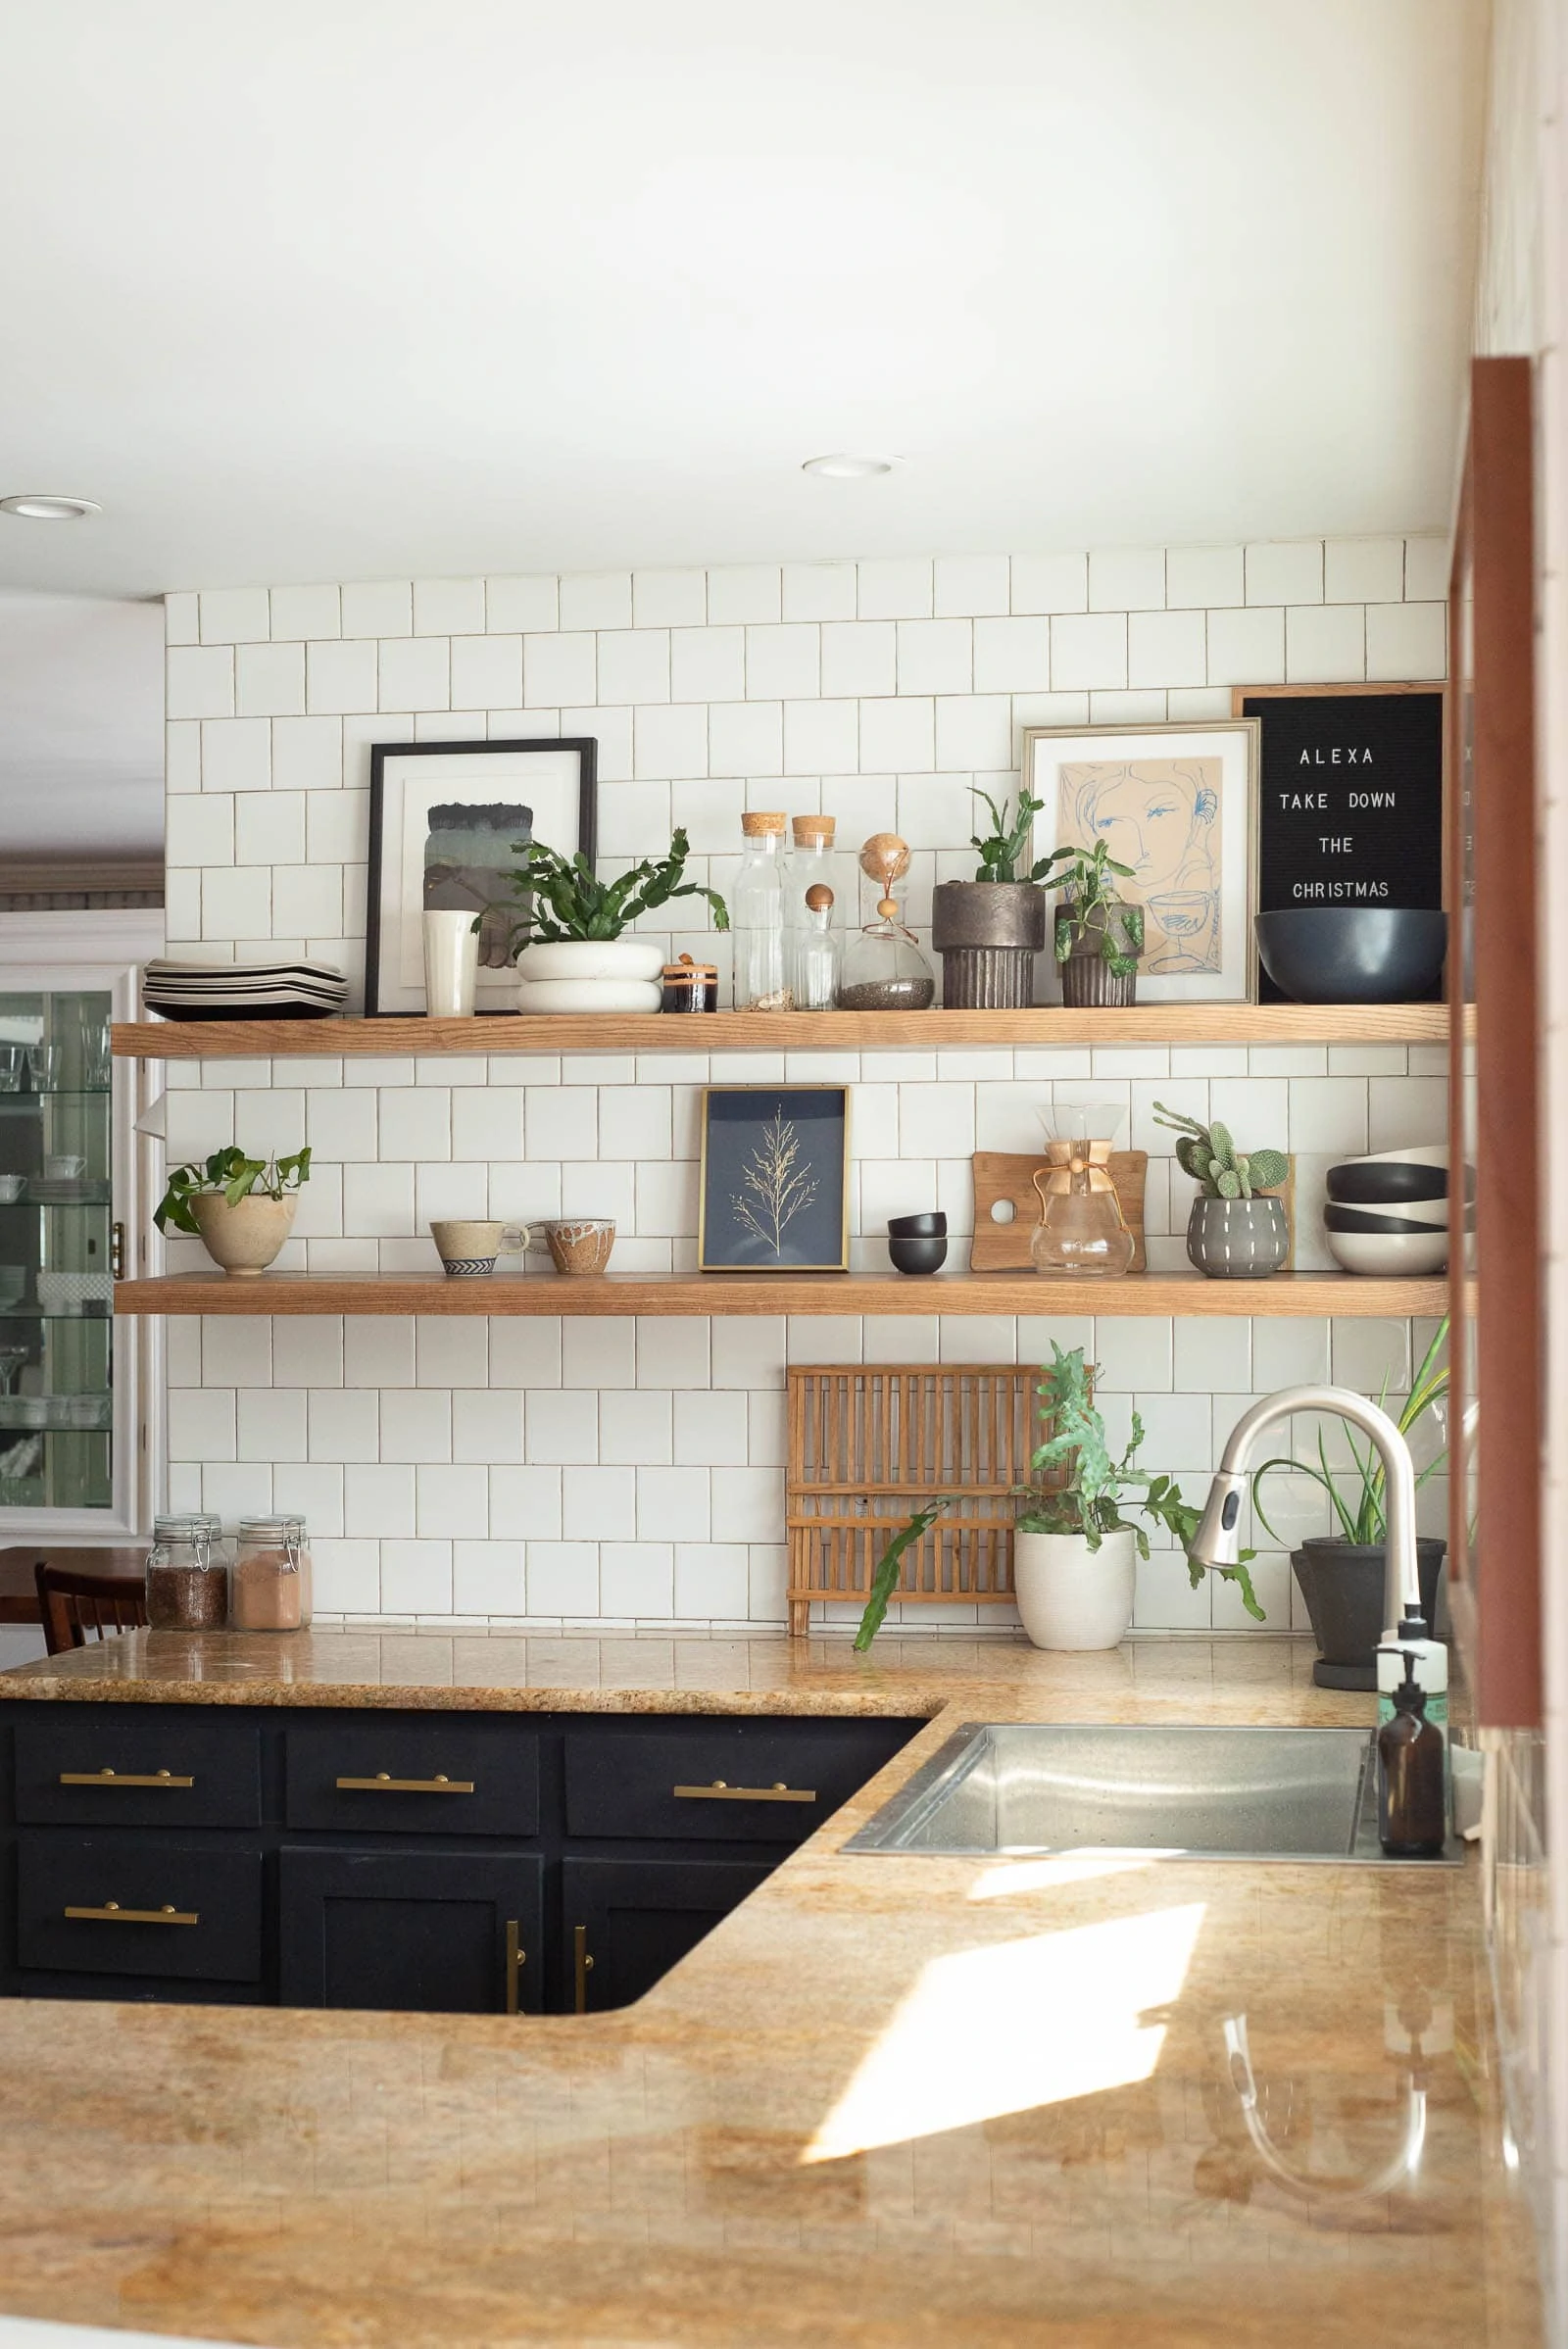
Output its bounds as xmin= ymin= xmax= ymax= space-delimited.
xmin=785 ymin=1363 xmax=1064 ymax=1637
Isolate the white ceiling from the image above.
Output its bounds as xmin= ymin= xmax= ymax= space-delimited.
xmin=0 ymin=0 xmax=1483 ymax=598
xmin=0 ymin=593 xmax=164 ymax=858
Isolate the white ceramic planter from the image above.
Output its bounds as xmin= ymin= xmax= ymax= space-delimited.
xmin=514 ymin=940 xmax=664 ymax=1014
xmin=189 ymin=1191 xmax=297 ymax=1277
xmin=1012 ymin=1526 xmax=1136 ymax=1650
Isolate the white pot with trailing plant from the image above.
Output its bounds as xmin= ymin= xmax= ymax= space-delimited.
xmin=510 ymin=828 xmax=729 ymax=1012
xmin=1152 ymin=1102 xmax=1291 ymax=1278
xmin=154 ymin=1147 xmax=312 ymax=1277
xmin=853 ymin=1345 xmax=1264 ymax=1653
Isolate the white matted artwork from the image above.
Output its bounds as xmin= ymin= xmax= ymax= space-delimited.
xmin=366 ymin=738 xmax=597 ymax=1013
xmin=1023 ymin=720 xmax=1259 ymax=1003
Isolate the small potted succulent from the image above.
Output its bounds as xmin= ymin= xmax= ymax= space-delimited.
xmin=155 ymin=1147 xmax=312 ymax=1277
xmin=1041 ymin=841 xmax=1145 ymax=1007
xmin=854 ymin=1345 xmax=1263 ymax=1652
xmin=929 ymin=787 xmax=1052 ymax=1008
xmin=510 ymin=827 xmax=729 ymax=1013
xmin=1153 ymin=1102 xmax=1290 ymax=1278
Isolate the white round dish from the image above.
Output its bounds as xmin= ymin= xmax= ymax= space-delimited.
xmin=515 ymin=977 xmax=662 ymax=1014
xmin=1326 ymin=1228 xmax=1449 ymax=1277
xmin=514 ymin=941 xmax=664 ymax=983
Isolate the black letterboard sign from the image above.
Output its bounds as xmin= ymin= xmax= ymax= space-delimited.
xmin=1241 ymin=688 xmax=1445 ymax=1000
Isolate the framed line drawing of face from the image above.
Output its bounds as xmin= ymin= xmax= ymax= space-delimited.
xmin=1023 ymin=720 xmax=1260 ymax=1003
xmin=366 ymin=738 xmax=597 ymax=1014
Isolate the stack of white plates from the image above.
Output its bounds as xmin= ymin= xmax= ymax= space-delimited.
xmin=142 ymin=959 xmax=347 ymax=1021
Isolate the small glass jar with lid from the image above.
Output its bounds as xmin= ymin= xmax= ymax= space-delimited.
xmin=731 ymin=810 xmax=792 ymax=1009
xmin=232 ymin=1515 xmax=313 ymax=1632
xmin=836 ymin=832 xmax=936 ymax=1010
xmin=146 ymin=1520 xmax=228 ymax=1631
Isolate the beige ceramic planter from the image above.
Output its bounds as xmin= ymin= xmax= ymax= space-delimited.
xmin=189 ymin=1191 xmax=297 ymax=1277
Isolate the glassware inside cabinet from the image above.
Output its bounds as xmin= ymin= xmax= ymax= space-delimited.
xmin=0 ymin=988 xmax=115 ymax=1513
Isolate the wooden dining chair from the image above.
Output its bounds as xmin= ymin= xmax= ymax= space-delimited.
xmin=34 ymin=1562 xmax=148 ymax=1656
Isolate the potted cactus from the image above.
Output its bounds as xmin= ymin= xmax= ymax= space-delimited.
xmin=1152 ymin=1102 xmax=1290 ymax=1279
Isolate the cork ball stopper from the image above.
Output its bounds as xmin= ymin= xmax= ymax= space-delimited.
xmin=805 ymin=883 xmax=834 ymax=912
xmin=741 ymin=810 xmax=787 ymax=837
xmin=858 ymin=831 xmax=910 ymax=888
xmin=793 ymin=814 xmax=837 ymax=845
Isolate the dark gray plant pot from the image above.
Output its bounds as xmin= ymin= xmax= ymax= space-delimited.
xmin=1186 ymin=1196 xmax=1290 ymax=1279
xmin=932 ymin=882 xmax=1047 ymax=1010
xmin=1290 ymin=1538 xmax=1448 ymax=1690
xmin=1056 ymin=904 xmax=1141 ymax=1008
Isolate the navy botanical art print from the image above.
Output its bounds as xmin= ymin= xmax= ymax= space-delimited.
xmin=698 ymin=1087 xmax=851 ymax=1272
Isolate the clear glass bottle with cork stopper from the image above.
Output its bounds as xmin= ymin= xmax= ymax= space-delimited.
xmin=836 ymin=833 xmax=936 ymax=1009
xmin=785 ymin=814 xmax=838 ymax=1003
xmin=732 ymin=810 xmax=791 ymax=1009
xmin=795 ymin=884 xmax=842 ymax=1010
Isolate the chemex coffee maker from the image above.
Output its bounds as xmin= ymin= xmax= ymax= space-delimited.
xmin=1030 ymin=1102 xmax=1134 ymax=1278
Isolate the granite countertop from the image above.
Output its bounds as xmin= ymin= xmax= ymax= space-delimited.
xmin=0 ymin=1632 xmax=1542 ymax=2347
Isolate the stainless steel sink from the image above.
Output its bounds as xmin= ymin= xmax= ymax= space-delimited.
xmin=843 ymin=1723 xmax=1463 ymax=1865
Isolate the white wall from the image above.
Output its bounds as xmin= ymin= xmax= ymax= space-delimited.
xmin=159 ymin=539 xmax=1448 ymax=1633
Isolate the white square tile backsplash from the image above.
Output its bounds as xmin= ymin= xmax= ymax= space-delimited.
xmin=164 ymin=536 xmax=1448 ymax=1634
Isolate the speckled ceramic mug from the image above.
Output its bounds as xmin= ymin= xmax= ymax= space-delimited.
xmin=429 ymin=1220 xmax=530 ymax=1277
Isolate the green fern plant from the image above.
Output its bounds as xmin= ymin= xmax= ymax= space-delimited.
xmin=1152 ymin=1101 xmax=1288 ymax=1200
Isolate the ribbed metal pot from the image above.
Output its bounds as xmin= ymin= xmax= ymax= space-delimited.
xmin=1055 ymin=902 xmax=1141 ymax=1008
xmin=936 ymin=945 xmax=1034 ymax=1008
xmin=932 ymin=882 xmax=1045 ymax=1007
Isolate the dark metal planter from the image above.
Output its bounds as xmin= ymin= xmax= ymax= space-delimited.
xmin=931 ymin=882 xmax=1047 ymax=1009
xmin=1290 ymin=1537 xmax=1448 ymax=1690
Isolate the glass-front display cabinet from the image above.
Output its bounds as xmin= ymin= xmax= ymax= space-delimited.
xmin=0 ymin=931 xmax=159 ymax=1541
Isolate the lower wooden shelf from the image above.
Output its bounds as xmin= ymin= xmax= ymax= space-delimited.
xmin=112 ymin=1270 xmax=1449 ymax=1317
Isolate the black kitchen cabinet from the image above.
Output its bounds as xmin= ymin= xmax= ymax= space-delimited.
xmin=279 ymin=1847 xmax=542 ymax=2014
xmin=0 ymin=1703 xmax=923 ymax=2018
xmin=562 ymin=1856 xmax=775 ymax=2013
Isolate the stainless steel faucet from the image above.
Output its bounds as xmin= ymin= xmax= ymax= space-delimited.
xmin=1191 ymin=1385 xmax=1423 ymax=1637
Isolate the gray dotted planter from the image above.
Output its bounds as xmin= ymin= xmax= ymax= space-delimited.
xmin=1186 ymin=1195 xmax=1290 ymax=1279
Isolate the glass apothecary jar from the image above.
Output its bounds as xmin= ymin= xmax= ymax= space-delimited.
xmin=836 ymin=832 xmax=935 ymax=1010
xmin=232 ymin=1515 xmax=313 ymax=1631
xmin=146 ymin=1531 xmax=228 ymax=1631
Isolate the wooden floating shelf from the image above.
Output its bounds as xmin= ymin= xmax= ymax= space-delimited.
xmin=112 ymin=1270 xmax=1450 ymax=1319
xmin=112 ymin=1003 xmax=1454 ymax=1058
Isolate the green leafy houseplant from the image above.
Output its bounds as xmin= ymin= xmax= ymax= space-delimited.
xmin=967 ymin=786 xmax=1058 ymax=884
xmin=854 ymin=1345 xmax=1262 ymax=1648
xmin=1152 ymin=1102 xmax=1289 ymax=1199
xmin=1040 ymin=841 xmax=1145 ymax=978
xmin=509 ymin=828 xmax=729 ymax=946
xmin=154 ymin=1147 xmax=312 ymax=1235
xmin=1251 ymin=1319 xmax=1449 ymax=1547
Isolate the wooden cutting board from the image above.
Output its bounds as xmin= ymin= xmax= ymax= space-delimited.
xmin=970 ymin=1150 xmax=1149 ymax=1273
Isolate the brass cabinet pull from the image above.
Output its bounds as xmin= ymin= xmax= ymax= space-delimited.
xmin=65 ymin=1902 xmax=198 ymax=1926
xmin=672 ymin=1780 xmax=816 ymax=1804
xmin=573 ymin=1923 xmax=594 ymax=2015
xmin=59 ymin=1768 xmax=195 ymax=1788
xmin=334 ymin=1773 xmax=475 ymax=1794
xmin=505 ymin=1918 xmax=526 ymax=2016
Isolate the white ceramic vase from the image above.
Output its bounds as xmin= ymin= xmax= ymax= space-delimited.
xmin=514 ymin=939 xmax=663 ymax=1014
xmin=422 ymin=910 xmax=479 ymax=1017
xmin=189 ymin=1191 xmax=297 ymax=1277
xmin=1011 ymin=1526 xmax=1136 ymax=1650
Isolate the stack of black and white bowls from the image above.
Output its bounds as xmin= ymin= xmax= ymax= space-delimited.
xmin=1323 ymin=1144 xmax=1452 ymax=1276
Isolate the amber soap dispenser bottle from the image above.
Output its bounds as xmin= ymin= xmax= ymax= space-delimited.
xmin=1377 ymin=1650 xmax=1447 ymax=1858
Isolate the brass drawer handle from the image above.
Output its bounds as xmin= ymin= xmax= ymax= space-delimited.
xmin=65 ymin=1902 xmax=199 ymax=1926
xmin=573 ymin=1923 xmax=594 ymax=2014
xmin=672 ymin=1780 xmax=816 ymax=1804
xmin=59 ymin=1768 xmax=195 ymax=1788
xmin=505 ymin=1918 xmax=526 ymax=2016
xmin=334 ymin=1773 xmax=475 ymax=1794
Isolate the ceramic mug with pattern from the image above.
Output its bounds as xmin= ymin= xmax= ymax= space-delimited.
xmin=428 ymin=1220 xmax=530 ymax=1277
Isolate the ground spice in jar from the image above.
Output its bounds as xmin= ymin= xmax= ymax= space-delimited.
xmin=231 ymin=1540 xmax=313 ymax=1630
xmin=146 ymin=1563 xmax=228 ymax=1631
xmin=835 ymin=976 xmax=935 ymax=1009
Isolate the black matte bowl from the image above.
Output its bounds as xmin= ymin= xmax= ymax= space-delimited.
xmin=1327 ymin=1160 xmax=1448 ymax=1205
xmin=1253 ymin=908 xmax=1447 ymax=1003
xmin=1324 ymin=1202 xmax=1449 ymax=1235
xmin=888 ymin=1235 xmax=949 ymax=1275
xmin=888 ymin=1211 xmax=947 ymax=1237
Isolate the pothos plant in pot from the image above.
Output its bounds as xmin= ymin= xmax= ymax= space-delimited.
xmin=854 ymin=1345 xmax=1263 ymax=1652
xmin=510 ymin=827 xmax=730 ymax=1013
xmin=1039 ymin=840 xmax=1146 ymax=1008
xmin=929 ymin=787 xmax=1054 ymax=1009
xmin=1250 ymin=1319 xmax=1449 ymax=1691
xmin=154 ymin=1147 xmax=312 ymax=1278
xmin=1152 ymin=1101 xmax=1291 ymax=1279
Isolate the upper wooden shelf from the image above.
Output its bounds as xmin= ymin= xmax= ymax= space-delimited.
xmin=112 ymin=1003 xmax=1452 ymax=1059
xmin=113 ymin=1269 xmax=1449 ymax=1318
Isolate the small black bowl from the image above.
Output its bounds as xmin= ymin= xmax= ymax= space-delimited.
xmin=888 ymin=1234 xmax=949 ymax=1275
xmin=1324 ymin=1202 xmax=1448 ymax=1235
xmin=1253 ymin=907 xmax=1448 ymax=1003
xmin=1326 ymin=1160 xmax=1448 ymax=1205
xmin=888 ymin=1211 xmax=947 ymax=1238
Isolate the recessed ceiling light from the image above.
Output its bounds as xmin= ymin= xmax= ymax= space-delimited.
xmin=802 ymin=454 xmax=897 ymax=480
xmin=0 ymin=493 xmax=102 ymax=520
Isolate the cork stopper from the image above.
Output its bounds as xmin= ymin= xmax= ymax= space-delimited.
xmin=805 ymin=883 xmax=834 ymax=912
xmin=793 ymin=814 xmax=836 ymax=845
xmin=741 ymin=810 xmax=787 ymax=837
